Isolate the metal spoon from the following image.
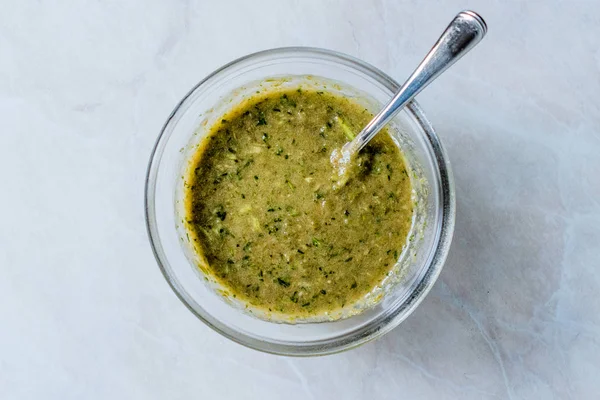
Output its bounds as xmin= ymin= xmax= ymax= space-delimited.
xmin=332 ymin=10 xmax=487 ymax=174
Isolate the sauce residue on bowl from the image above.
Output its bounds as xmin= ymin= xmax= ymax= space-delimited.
xmin=184 ymin=88 xmax=413 ymax=319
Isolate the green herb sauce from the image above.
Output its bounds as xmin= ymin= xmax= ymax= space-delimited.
xmin=185 ymin=89 xmax=413 ymax=317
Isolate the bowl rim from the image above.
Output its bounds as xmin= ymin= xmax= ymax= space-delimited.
xmin=144 ymin=46 xmax=456 ymax=356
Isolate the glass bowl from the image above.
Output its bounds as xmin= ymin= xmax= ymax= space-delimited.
xmin=145 ymin=47 xmax=455 ymax=356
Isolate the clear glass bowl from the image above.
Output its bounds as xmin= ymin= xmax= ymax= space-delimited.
xmin=145 ymin=47 xmax=455 ymax=356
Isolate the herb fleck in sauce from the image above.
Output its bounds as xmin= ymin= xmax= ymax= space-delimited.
xmin=185 ymin=89 xmax=413 ymax=317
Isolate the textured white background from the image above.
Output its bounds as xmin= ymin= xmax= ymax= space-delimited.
xmin=1 ymin=1 xmax=599 ymax=399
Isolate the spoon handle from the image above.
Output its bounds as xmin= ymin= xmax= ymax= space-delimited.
xmin=347 ymin=10 xmax=487 ymax=154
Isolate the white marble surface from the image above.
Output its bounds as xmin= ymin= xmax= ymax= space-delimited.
xmin=1 ymin=1 xmax=599 ymax=398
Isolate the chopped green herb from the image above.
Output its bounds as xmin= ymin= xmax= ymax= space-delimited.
xmin=290 ymin=291 xmax=299 ymax=303
xmin=336 ymin=116 xmax=356 ymax=140
xmin=277 ymin=277 xmax=290 ymax=288
xmin=257 ymin=112 xmax=267 ymax=126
